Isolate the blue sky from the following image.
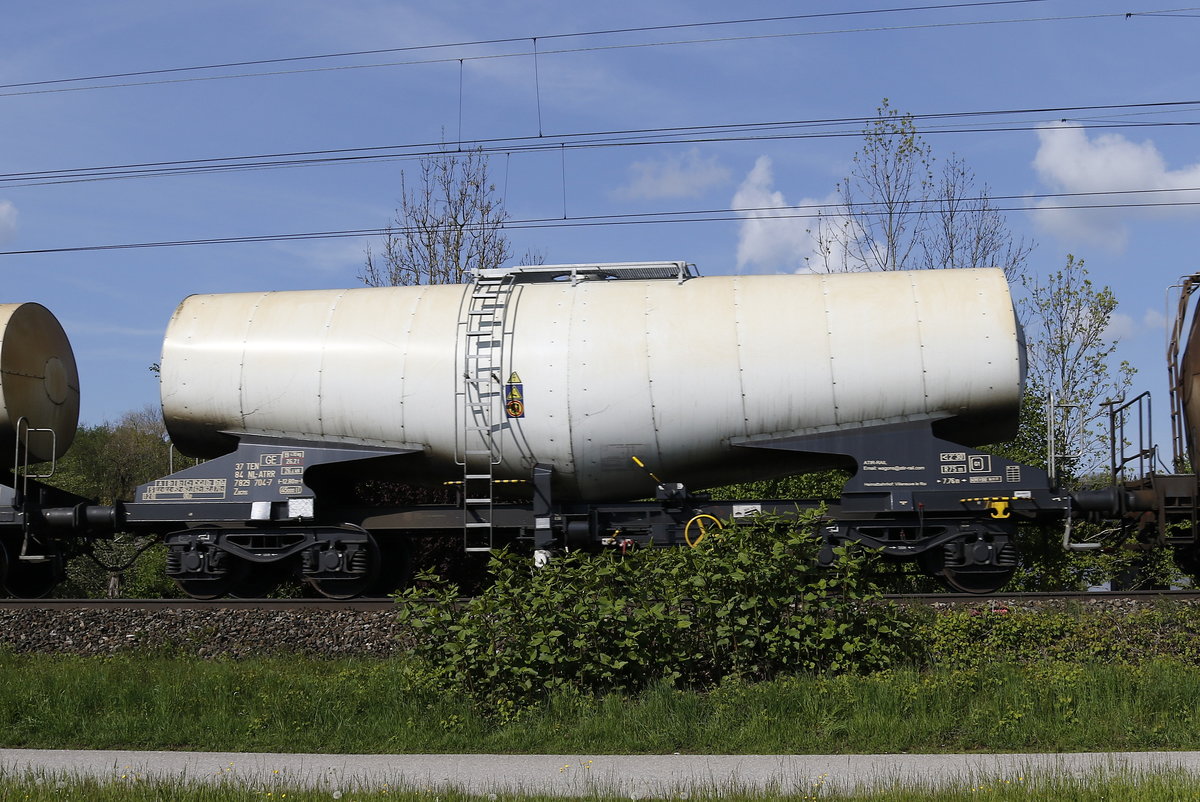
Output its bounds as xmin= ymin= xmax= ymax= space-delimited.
xmin=3 ymin=0 xmax=1199 ymax=443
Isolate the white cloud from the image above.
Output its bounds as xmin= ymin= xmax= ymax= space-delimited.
xmin=1143 ymin=307 xmax=1168 ymax=331
xmin=274 ymin=238 xmax=369 ymax=275
xmin=1032 ymin=123 xmax=1200 ymax=251
xmin=0 ymin=201 xmax=16 ymax=243
xmin=615 ymin=148 xmax=731 ymax=200
xmin=1103 ymin=311 xmax=1136 ymax=342
xmin=1096 ymin=307 xmax=1168 ymax=342
xmin=731 ymin=156 xmax=833 ymax=273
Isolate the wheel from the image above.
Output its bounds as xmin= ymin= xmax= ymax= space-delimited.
xmin=938 ymin=566 xmax=1016 ymax=595
xmin=917 ymin=535 xmax=1016 ymax=595
xmin=172 ymin=554 xmax=251 ymax=600
xmin=304 ymin=532 xmax=381 ymax=600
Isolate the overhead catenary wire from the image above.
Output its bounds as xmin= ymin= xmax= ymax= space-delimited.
xmin=1 ymin=5 xmax=1187 ymax=100
xmin=5 ymin=99 xmax=1200 ymax=189
xmin=5 ymin=187 xmax=1200 ymax=257
xmin=0 ymin=1 xmax=1051 ymax=92
xmin=2 ymin=5 xmax=1197 ymax=258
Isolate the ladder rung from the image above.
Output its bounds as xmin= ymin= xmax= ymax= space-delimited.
xmin=463 ymin=280 xmax=505 ymax=499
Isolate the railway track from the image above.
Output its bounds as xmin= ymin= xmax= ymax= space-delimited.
xmin=1 ymin=589 xmax=1198 ymax=610
xmin=884 ymin=589 xmax=1200 ymax=603
xmin=0 ymin=597 xmax=399 ymax=611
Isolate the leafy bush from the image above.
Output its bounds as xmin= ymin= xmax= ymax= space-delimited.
xmin=925 ymin=603 xmax=1200 ymax=668
xmin=395 ymin=512 xmax=918 ymax=709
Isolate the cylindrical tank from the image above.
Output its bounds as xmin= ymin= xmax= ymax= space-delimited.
xmin=1179 ymin=295 xmax=1200 ymax=470
xmin=159 ymin=268 xmax=1023 ymax=501
xmin=0 ymin=303 xmax=79 ymax=463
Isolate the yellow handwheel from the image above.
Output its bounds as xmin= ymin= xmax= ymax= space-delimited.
xmin=684 ymin=514 xmax=724 ymax=548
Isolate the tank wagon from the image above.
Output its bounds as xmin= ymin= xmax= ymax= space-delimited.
xmin=5 ymin=262 xmax=1200 ymax=598
xmin=0 ymin=303 xmax=117 ymax=596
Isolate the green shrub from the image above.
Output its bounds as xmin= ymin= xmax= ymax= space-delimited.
xmin=925 ymin=603 xmax=1200 ymax=668
xmin=395 ymin=512 xmax=918 ymax=709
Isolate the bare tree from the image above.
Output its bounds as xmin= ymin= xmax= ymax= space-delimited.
xmin=361 ymin=148 xmax=512 ymax=286
xmin=921 ymin=155 xmax=1034 ymax=280
xmin=809 ymin=100 xmax=1032 ymax=281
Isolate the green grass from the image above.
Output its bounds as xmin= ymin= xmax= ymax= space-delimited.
xmin=3 ymin=653 xmax=1200 ymax=754
xmin=4 ymin=767 xmax=1200 ymax=801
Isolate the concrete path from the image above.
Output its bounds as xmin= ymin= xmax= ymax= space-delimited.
xmin=3 ymin=749 xmax=1200 ymax=796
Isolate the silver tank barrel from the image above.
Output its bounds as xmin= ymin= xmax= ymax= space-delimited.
xmin=158 ymin=267 xmax=1024 ymax=502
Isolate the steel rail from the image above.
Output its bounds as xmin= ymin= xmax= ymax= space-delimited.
xmin=0 ymin=597 xmax=400 ymax=611
xmin=1 ymin=589 xmax=1198 ymax=610
xmin=882 ymin=589 xmax=1200 ymax=602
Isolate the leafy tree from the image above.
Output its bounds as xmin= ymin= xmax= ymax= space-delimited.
xmin=1019 ymin=254 xmax=1135 ymax=481
xmin=360 ymin=147 xmax=512 ymax=287
xmin=50 ymin=406 xmax=184 ymax=504
xmin=809 ymin=99 xmax=1033 ymax=280
xmin=983 ymin=256 xmax=1155 ymax=591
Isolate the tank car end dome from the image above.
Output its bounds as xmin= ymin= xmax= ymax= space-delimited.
xmin=0 ymin=303 xmax=80 ymax=462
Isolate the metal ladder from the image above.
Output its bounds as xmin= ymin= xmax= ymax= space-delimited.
xmin=457 ymin=271 xmax=513 ymax=552
xmin=12 ymin=417 xmax=58 ymax=563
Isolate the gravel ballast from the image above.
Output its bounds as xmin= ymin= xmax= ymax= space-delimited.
xmin=0 ymin=607 xmax=409 ymax=658
xmin=0 ymin=594 xmax=1194 ymax=658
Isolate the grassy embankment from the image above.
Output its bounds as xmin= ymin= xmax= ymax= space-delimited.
xmin=1 ymin=653 xmax=1200 ymax=755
